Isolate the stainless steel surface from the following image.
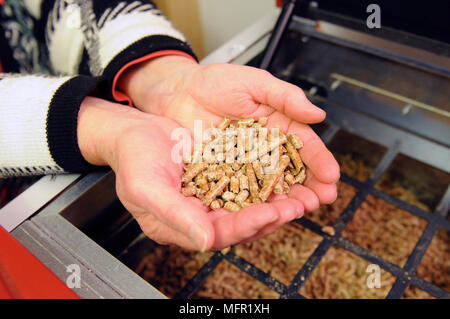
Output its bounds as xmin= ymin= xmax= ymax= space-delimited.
xmin=12 ymin=170 xmax=166 ymax=299
xmin=329 ymin=73 xmax=450 ymax=118
xmin=291 ymin=16 xmax=450 ymax=77
xmin=13 ymin=222 xmax=122 ymax=299
xmin=0 ymin=174 xmax=80 ymax=232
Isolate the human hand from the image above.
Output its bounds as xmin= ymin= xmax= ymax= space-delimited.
xmin=77 ymin=97 xmax=306 ymax=250
xmin=118 ymin=56 xmax=340 ymax=216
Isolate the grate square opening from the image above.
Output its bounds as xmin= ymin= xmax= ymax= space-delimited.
xmin=342 ymin=195 xmax=427 ymax=267
xmin=327 ymin=130 xmax=387 ymax=182
xmin=415 ymin=228 xmax=450 ymax=292
xmin=306 ymin=181 xmax=357 ymax=227
xmin=234 ymin=223 xmax=322 ymax=285
xmin=299 ymin=245 xmax=396 ymax=298
xmin=191 ymin=260 xmax=279 ymax=299
xmin=376 ymin=154 xmax=450 ymax=212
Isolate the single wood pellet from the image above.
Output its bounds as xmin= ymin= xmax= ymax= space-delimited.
xmin=230 ymin=176 xmax=240 ymax=193
xmin=259 ymin=155 xmax=291 ymax=202
xmin=322 ymin=226 xmax=336 ymax=236
xmin=273 ymin=173 xmax=285 ymax=195
xmin=235 ymin=189 xmax=250 ymax=206
xmin=295 ymin=167 xmax=306 ymax=184
xmin=284 ymin=171 xmax=296 ymax=186
xmin=202 ymin=175 xmax=230 ymax=206
xmin=239 ymin=175 xmax=249 ymax=191
xmin=222 ymin=191 xmax=236 ymax=202
xmin=246 ymin=163 xmax=260 ymax=202
xmin=252 ymin=160 xmax=264 ymax=180
xmin=210 ymin=199 xmax=224 ymax=210
xmin=287 ymin=133 xmax=303 ymax=149
xmin=223 ymin=201 xmax=241 ymax=212
xmin=285 ymin=140 xmax=304 ymax=175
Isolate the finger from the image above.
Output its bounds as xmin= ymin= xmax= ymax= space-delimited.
xmin=303 ymin=169 xmax=338 ymax=204
xmin=186 ymin=196 xmax=210 ymax=212
xmin=248 ymin=67 xmax=326 ymax=123
xmin=209 ymin=203 xmax=279 ymax=249
xmin=211 ymin=199 xmax=302 ymax=249
xmin=249 ymin=199 xmax=303 ymax=238
xmin=143 ymin=185 xmax=215 ymax=251
xmin=240 ymin=229 xmax=277 ymax=244
xmin=286 ymin=184 xmax=320 ymax=212
xmin=253 ymin=198 xmax=304 ymax=236
xmin=287 ymin=121 xmax=340 ymax=184
xmin=136 ymin=214 xmax=204 ymax=251
xmin=240 ymin=199 xmax=304 ymax=244
xmin=267 ymin=193 xmax=288 ymax=201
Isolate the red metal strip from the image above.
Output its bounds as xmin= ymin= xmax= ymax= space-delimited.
xmin=0 ymin=226 xmax=79 ymax=299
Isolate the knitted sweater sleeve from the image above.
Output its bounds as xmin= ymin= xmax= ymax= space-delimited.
xmin=0 ymin=0 xmax=197 ymax=178
xmin=0 ymin=74 xmax=104 ymax=178
xmin=41 ymin=0 xmax=197 ymax=89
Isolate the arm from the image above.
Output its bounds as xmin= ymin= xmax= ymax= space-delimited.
xmin=0 ymin=0 xmax=196 ymax=177
xmin=0 ymin=74 xmax=102 ymax=177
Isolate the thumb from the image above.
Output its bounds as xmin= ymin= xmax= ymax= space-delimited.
xmin=145 ymin=185 xmax=215 ymax=251
xmin=248 ymin=67 xmax=326 ymax=123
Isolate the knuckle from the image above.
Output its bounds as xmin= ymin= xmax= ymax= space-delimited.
xmin=120 ymin=177 xmax=150 ymax=204
xmin=258 ymin=68 xmax=272 ymax=78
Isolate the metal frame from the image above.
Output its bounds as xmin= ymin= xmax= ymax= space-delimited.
xmin=290 ymin=16 xmax=450 ymax=78
xmin=12 ymin=170 xmax=165 ymax=299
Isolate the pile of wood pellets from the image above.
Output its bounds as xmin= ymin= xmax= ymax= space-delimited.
xmin=181 ymin=117 xmax=306 ymax=211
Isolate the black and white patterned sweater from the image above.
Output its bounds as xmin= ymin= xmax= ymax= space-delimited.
xmin=0 ymin=0 xmax=197 ymax=178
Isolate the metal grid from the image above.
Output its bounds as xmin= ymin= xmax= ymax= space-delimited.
xmin=173 ymin=120 xmax=449 ymax=299
xmin=170 ymin=1 xmax=450 ymax=299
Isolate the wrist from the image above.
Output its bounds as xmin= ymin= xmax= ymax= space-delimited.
xmin=77 ymin=97 xmax=142 ymax=169
xmin=117 ymin=54 xmax=199 ymax=108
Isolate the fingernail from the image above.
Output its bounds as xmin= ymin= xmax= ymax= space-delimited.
xmin=331 ymin=193 xmax=338 ymax=204
xmin=296 ymin=205 xmax=303 ymax=218
xmin=189 ymin=223 xmax=208 ymax=252
xmin=311 ymin=103 xmax=326 ymax=115
xmin=317 ymin=107 xmax=326 ymax=116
